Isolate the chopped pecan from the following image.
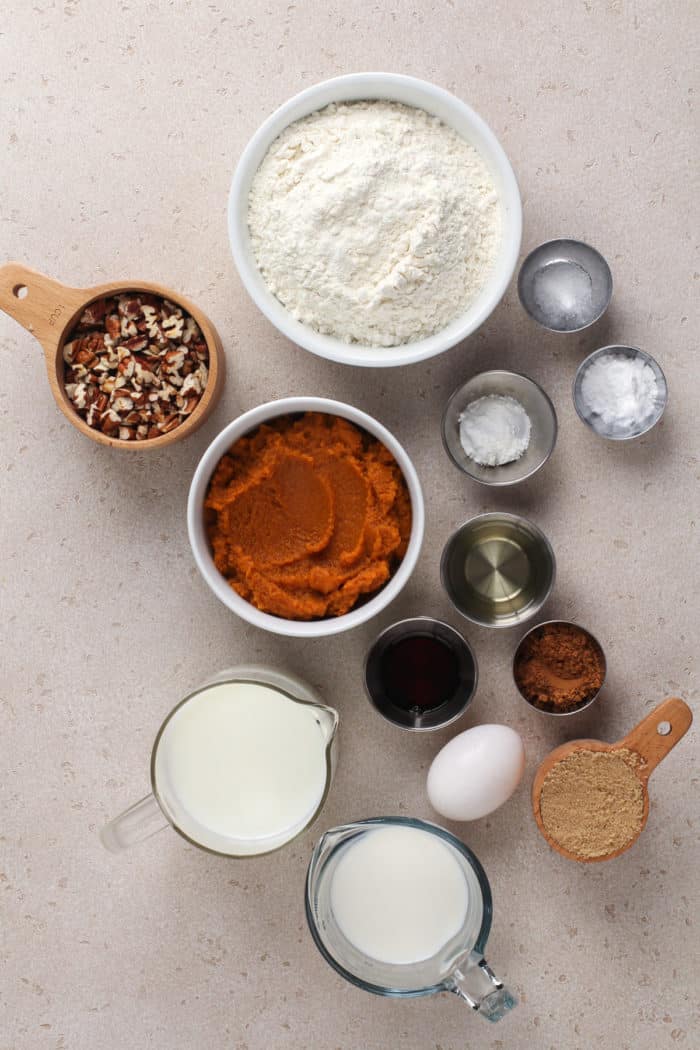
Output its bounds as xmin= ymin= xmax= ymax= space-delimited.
xmin=120 ymin=318 xmax=138 ymax=339
xmin=78 ymin=299 xmax=108 ymax=327
xmin=162 ymin=314 xmax=184 ymax=340
xmin=111 ymin=394 xmax=134 ymax=413
xmin=105 ymin=314 xmax=121 ymax=340
xmin=120 ymin=298 xmax=142 ymax=320
xmin=182 ymin=316 xmax=198 ymax=344
xmin=181 ymin=372 xmax=203 ymax=397
xmin=65 ymin=382 xmax=87 ymax=410
xmin=162 ymin=347 xmax=186 ymax=372
xmin=123 ymin=335 xmax=148 ymax=354
xmin=63 ymin=333 xmax=103 ymax=365
xmin=117 ymin=356 xmax=135 ymax=380
xmin=101 ymin=410 xmax=121 ymax=436
xmin=62 ymin=290 xmax=208 ymax=440
xmin=160 ymin=413 xmax=181 ymax=433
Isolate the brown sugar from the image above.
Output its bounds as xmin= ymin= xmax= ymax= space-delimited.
xmin=539 ymin=748 xmax=645 ymax=860
xmin=514 ymin=622 xmax=605 ymax=712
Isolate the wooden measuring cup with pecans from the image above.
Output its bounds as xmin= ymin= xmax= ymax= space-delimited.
xmin=0 ymin=263 xmax=225 ymax=450
xmin=532 ymin=698 xmax=693 ymax=862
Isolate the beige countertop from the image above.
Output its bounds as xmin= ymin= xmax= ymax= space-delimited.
xmin=1 ymin=2 xmax=698 ymax=1048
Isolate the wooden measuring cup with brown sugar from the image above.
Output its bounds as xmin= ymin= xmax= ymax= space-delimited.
xmin=532 ymin=698 xmax=693 ymax=862
xmin=0 ymin=263 xmax=225 ymax=450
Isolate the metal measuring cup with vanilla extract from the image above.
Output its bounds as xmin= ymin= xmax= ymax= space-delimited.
xmin=364 ymin=617 xmax=477 ymax=731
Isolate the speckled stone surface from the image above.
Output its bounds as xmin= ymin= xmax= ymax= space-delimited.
xmin=1 ymin=3 xmax=698 ymax=1048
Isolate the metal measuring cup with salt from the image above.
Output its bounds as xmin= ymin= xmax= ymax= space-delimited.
xmin=518 ymin=238 xmax=613 ymax=333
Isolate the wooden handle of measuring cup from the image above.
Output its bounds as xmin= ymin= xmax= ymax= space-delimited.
xmin=619 ymin=698 xmax=693 ymax=781
xmin=0 ymin=263 xmax=85 ymax=358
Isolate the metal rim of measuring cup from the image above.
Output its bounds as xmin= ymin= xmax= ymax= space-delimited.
xmin=512 ymin=619 xmax=607 ymax=717
xmin=363 ymin=616 xmax=479 ymax=732
xmin=440 ymin=369 xmax=559 ymax=487
xmin=517 ymin=237 xmax=613 ymax=333
xmin=572 ymin=344 xmax=669 ymax=441
xmin=303 ymin=815 xmax=494 ymax=1000
xmin=440 ymin=512 xmax=556 ymax=630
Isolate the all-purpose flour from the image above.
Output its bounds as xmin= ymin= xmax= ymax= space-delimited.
xmin=248 ymin=101 xmax=501 ymax=347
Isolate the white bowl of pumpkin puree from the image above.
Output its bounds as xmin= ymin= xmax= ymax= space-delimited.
xmin=188 ymin=397 xmax=425 ymax=637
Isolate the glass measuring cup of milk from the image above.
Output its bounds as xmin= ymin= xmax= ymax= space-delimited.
xmin=101 ymin=666 xmax=338 ymax=857
xmin=305 ymin=817 xmax=516 ymax=1022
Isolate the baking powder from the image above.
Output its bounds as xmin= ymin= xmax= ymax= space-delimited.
xmin=580 ymin=353 xmax=660 ymax=431
xmin=458 ymin=395 xmax=531 ymax=467
xmin=248 ymin=101 xmax=501 ymax=347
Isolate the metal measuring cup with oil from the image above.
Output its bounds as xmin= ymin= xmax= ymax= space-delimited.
xmin=441 ymin=512 xmax=555 ymax=629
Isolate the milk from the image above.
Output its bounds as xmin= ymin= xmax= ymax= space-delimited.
xmin=153 ymin=681 xmax=329 ymax=855
xmin=329 ymin=825 xmax=469 ymax=965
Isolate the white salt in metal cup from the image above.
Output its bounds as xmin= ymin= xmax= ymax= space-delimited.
xmin=573 ymin=345 xmax=668 ymax=440
xmin=518 ymin=239 xmax=613 ymax=333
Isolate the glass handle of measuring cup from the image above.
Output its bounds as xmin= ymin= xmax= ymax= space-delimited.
xmin=100 ymin=793 xmax=169 ymax=852
xmin=448 ymin=954 xmax=517 ymax=1022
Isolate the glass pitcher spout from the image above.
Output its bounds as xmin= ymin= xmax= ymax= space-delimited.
xmin=309 ymin=823 xmax=350 ymax=869
xmin=446 ymin=952 xmax=517 ymax=1022
xmin=315 ymin=702 xmax=339 ymax=745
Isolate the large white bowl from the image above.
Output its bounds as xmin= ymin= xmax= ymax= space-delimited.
xmin=229 ymin=72 xmax=522 ymax=368
xmin=187 ymin=397 xmax=425 ymax=637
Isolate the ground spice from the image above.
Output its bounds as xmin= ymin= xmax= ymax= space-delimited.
xmin=514 ymin=622 xmax=605 ymax=712
xmin=539 ymin=748 xmax=645 ymax=859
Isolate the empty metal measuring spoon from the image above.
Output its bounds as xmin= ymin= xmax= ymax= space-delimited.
xmin=518 ymin=239 xmax=612 ymax=332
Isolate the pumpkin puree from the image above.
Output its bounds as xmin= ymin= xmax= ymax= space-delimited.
xmin=204 ymin=413 xmax=412 ymax=620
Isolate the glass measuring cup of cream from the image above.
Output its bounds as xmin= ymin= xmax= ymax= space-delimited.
xmin=305 ymin=817 xmax=517 ymax=1022
xmin=101 ymin=666 xmax=338 ymax=857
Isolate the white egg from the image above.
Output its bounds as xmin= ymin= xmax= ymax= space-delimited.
xmin=427 ymin=724 xmax=525 ymax=821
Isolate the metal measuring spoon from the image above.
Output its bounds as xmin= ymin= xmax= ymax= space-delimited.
xmin=441 ymin=512 xmax=556 ymax=629
xmin=518 ymin=238 xmax=612 ymax=332
xmin=573 ymin=344 xmax=668 ymax=440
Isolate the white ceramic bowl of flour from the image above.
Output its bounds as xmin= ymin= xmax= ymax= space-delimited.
xmin=187 ymin=396 xmax=425 ymax=638
xmin=229 ymin=73 xmax=522 ymax=368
